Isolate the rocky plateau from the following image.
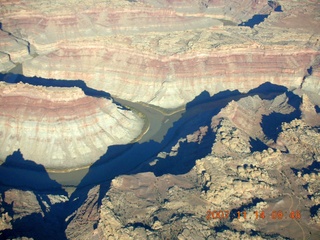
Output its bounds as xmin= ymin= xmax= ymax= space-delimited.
xmin=0 ymin=0 xmax=320 ymax=239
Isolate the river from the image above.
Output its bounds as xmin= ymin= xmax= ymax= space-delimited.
xmin=0 ymin=73 xmax=289 ymax=193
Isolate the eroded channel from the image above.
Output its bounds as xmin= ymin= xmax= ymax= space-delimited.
xmin=0 ymin=73 xmax=289 ymax=194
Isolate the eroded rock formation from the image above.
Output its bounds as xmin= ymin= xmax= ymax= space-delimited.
xmin=65 ymin=92 xmax=320 ymax=240
xmin=0 ymin=0 xmax=319 ymax=239
xmin=0 ymin=187 xmax=68 ymax=239
xmin=0 ymin=82 xmax=144 ymax=169
xmin=0 ymin=0 xmax=319 ymax=108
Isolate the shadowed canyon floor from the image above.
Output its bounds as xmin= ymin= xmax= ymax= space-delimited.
xmin=0 ymin=78 xmax=320 ymax=239
xmin=1 ymin=0 xmax=320 ymax=239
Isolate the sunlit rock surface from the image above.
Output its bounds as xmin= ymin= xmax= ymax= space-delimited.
xmin=0 ymin=31 xmax=30 ymax=72
xmin=0 ymin=0 xmax=319 ymax=108
xmin=65 ymin=92 xmax=320 ymax=240
xmin=0 ymin=82 xmax=144 ymax=169
xmin=0 ymin=187 xmax=68 ymax=239
xmin=0 ymin=0 xmax=320 ymax=239
xmin=302 ymin=62 xmax=320 ymax=94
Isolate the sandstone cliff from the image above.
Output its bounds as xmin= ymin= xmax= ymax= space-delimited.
xmin=0 ymin=0 xmax=319 ymax=239
xmin=0 ymin=82 xmax=144 ymax=169
xmin=0 ymin=0 xmax=319 ymax=108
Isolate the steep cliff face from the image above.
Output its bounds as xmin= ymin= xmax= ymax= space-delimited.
xmin=0 ymin=82 xmax=144 ymax=169
xmin=1 ymin=0 xmax=319 ymax=108
xmin=22 ymin=45 xmax=318 ymax=108
xmin=0 ymin=0 xmax=319 ymax=239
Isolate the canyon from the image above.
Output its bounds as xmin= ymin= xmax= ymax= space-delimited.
xmin=1 ymin=0 xmax=319 ymax=108
xmin=0 ymin=80 xmax=144 ymax=170
xmin=0 ymin=0 xmax=320 ymax=239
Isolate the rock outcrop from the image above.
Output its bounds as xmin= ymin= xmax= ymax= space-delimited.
xmin=0 ymin=82 xmax=144 ymax=169
xmin=0 ymin=0 xmax=319 ymax=239
xmin=65 ymin=186 xmax=101 ymax=239
xmin=0 ymin=193 xmax=12 ymax=233
xmin=0 ymin=187 xmax=68 ymax=239
xmin=0 ymin=89 xmax=317 ymax=239
xmin=277 ymin=119 xmax=320 ymax=156
xmin=300 ymin=93 xmax=320 ymax=126
xmin=303 ymin=64 xmax=320 ymax=94
xmin=65 ymin=92 xmax=320 ymax=240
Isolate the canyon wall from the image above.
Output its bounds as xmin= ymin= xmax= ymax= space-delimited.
xmin=0 ymin=82 xmax=144 ymax=169
xmin=65 ymin=90 xmax=320 ymax=240
xmin=1 ymin=0 xmax=319 ymax=108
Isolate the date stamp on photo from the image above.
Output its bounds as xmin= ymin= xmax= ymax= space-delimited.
xmin=206 ymin=210 xmax=301 ymax=221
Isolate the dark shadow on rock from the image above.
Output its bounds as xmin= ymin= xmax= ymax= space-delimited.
xmin=315 ymin=105 xmax=320 ymax=114
xmin=0 ymin=73 xmax=129 ymax=110
xmin=0 ymin=73 xmax=110 ymax=99
xmin=141 ymin=83 xmax=288 ymax=175
xmin=250 ymin=137 xmax=269 ymax=152
xmin=187 ymin=89 xmax=241 ymax=109
xmin=73 ymin=141 xmax=162 ymax=190
xmin=0 ymin=151 xmax=68 ymax=239
xmin=132 ymin=89 xmax=251 ymax=176
xmin=213 ymin=224 xmax=231 ymax=233
xmin=261 ymin=91 xmax=302 ymax=141
xmin=274 ymin=5 xmax=282 ymax=12
xmin=238 ymin=1 xmax=281 ymax=28
xmin=67 ymin=89 xmax=241 ymax=187
xmin=268 ymin=1 xmax=283 ymax=12
xmin=0 ymin=73 xmax=300 ymax=237
xmin=238 ymin=14 xmax=268 ymax=28
xmin=66 ymin=89 xmax=244 ymax=231
xmin=151 ymin=129 xmax=216 ymax=176
xmin=292 ymin=160 xmax=320 ymax=176
xmin=1 ymin=210 xmax=67 ymax=240
xmin=229 ymin=198 xmax=264 ymax=221
xmin=65 ymin=141 xmax=163 ymax=228
xmin=0 ymin=150 xmax=66 ymax=192
xmin=310 ymin=204 xmax=320 ymax=217
xmin=247 ymin=82 xmax=287 ymax=100
xmin=125 ymin=222 xmax=153 ymax=231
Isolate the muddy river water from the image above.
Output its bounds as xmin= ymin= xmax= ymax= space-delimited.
xmin=47 ymin=99 xmax=184 ymax=188
xmin=0 ymin=73 xmax=287 ymax=193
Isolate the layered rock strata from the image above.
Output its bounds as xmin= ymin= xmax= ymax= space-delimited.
xmin=1 ymin=89 xmax=319 ymax=239
xmin=0 ymin=0 xmax=319 ymax=108
xmin=22 ymin=45 xmax=318 ymax=108
xmin=0 ymin=82 xmax=144 ymax=169
xmin=0 ymin=0 xmax=320 ymax=238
